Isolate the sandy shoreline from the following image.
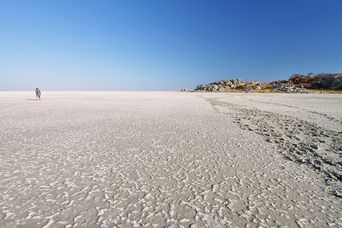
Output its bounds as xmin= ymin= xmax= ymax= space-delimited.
xmin=0 ymin=92 xmax=341 ymax=227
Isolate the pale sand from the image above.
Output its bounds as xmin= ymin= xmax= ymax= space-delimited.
xmin=0 ymin=91 xmax=341 ymax=227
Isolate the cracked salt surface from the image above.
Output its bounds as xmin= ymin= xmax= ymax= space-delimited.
xmin=0 ymin=91 xmax=341 ymax=227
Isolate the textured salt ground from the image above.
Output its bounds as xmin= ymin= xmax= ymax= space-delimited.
xmin=204 ymin=94 xmax=342 ymax=196
xmin=210 ymin=93 xmax=342 ymax=131
xmin=0 ymin=92 xmax=341 ymax=227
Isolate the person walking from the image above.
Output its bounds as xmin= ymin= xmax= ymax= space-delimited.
xmin=35 ymin=88 xmax=41 ymax=101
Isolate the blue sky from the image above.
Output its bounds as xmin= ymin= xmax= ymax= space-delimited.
xmin=0 ymin=0 xmax=341 ymax=90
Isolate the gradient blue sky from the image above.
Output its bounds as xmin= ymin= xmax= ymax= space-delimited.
xmin=1 ymin=0 xmax=341 ymax=90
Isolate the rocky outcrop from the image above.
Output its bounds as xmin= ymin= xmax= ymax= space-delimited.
xmin=193 ymin=73 xmax=342 ymax=93
xmin=271 ymin=80 xmax=308 ymax=93
xmin=290 ymin=73 xmax=342 ymax=90
xmin=244 ymin=83 xmax=262 ymax=92
xmin=194 ymin=79 xmax=262 ymax=92
xmin=319 ymin=74 xmax=342 ymax=90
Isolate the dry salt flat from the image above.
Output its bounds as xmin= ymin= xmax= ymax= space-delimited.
xmin=0 ymin=91 xmax=341 ymax=228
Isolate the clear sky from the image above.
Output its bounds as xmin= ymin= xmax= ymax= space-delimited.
xmin=0 ymin=0 xmax=341 ymax=90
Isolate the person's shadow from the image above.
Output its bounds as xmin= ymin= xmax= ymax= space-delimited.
xmin=26 ymin=99 xmax=37 ymax=101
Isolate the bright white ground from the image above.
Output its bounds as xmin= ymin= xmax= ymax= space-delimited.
xmin=0 ymin=92 xmax=341 ymax=227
